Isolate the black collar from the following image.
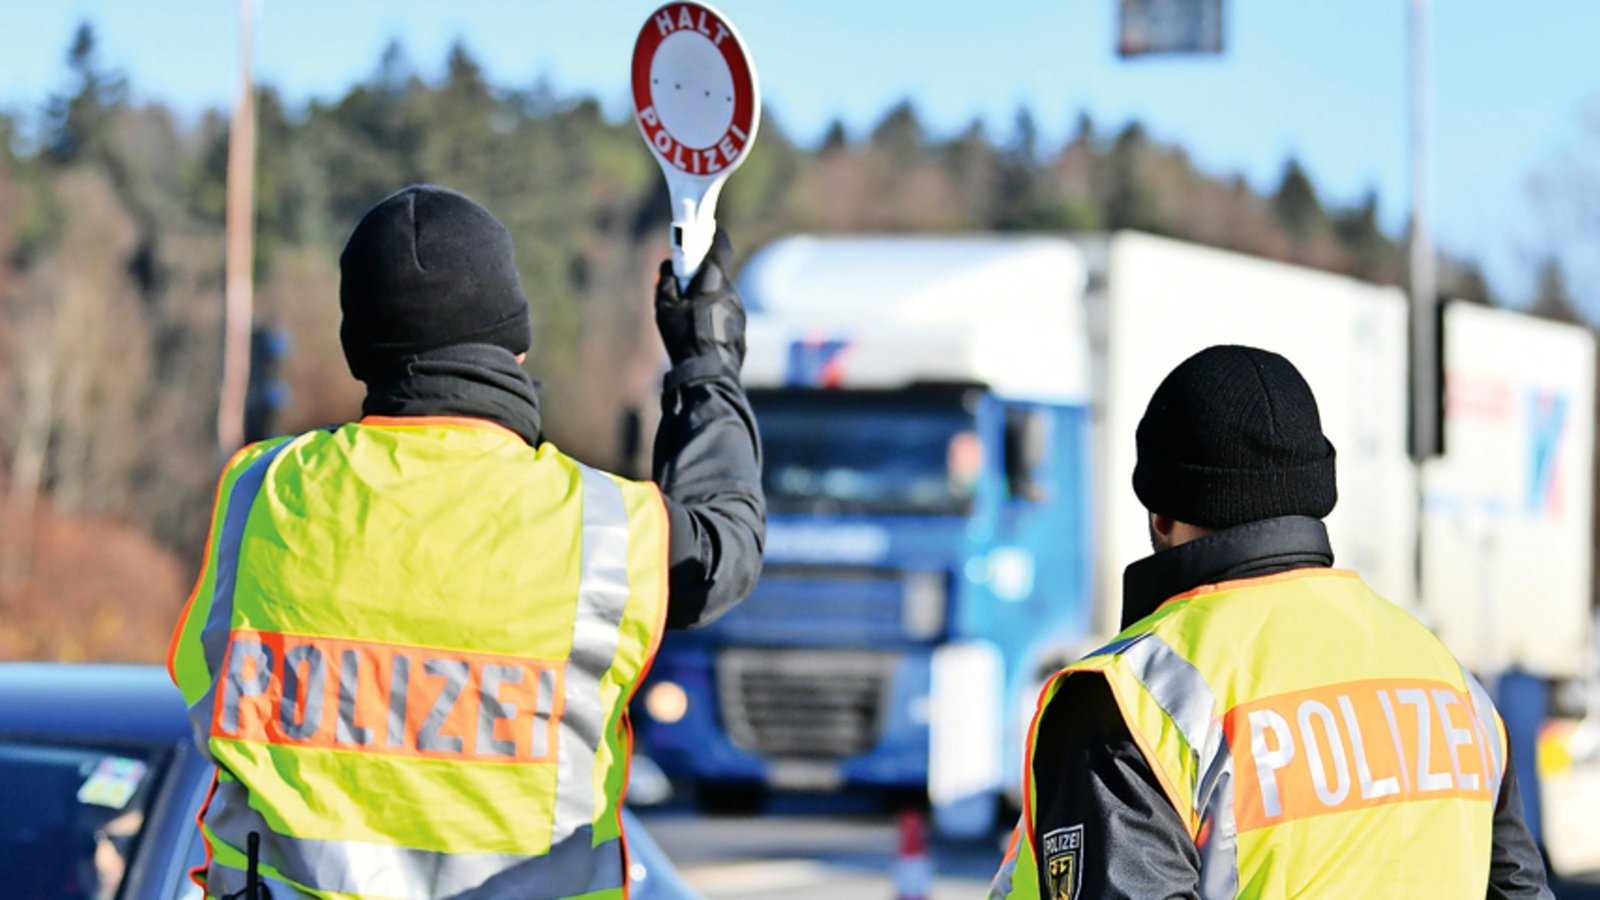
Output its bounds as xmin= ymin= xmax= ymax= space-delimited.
xmin=1120 ymin=516 xmax=1334 ymax=630
xmin=361 ymin=343 xmax=542 ymax=446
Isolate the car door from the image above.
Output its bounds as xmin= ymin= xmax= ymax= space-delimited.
xmin=147 ymin=767 xmax=703 ymax=900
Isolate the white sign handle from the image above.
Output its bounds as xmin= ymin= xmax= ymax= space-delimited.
xmin=669 ymin=169 xmax=726 ymax=283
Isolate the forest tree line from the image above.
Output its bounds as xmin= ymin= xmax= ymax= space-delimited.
xmin=0 ymin=25 xmax=1573 ymax=660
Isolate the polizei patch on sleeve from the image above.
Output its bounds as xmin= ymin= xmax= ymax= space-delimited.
xmin=1041 ymin=824 xmax=1082 ymax=900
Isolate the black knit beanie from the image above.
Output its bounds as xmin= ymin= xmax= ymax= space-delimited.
xmin=339 ymin=185 xmax=533 ymax=381
xmin=1133 ymin=345 xmax=1337 ymax=530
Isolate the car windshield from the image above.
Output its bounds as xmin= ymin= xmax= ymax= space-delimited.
xmin=0 ymin=740 xmax=168 ymax=900
xmin=751 ymin=388 xmax=981 ymax=517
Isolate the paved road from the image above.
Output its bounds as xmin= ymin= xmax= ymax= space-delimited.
xmin=640 ymin=811 xmax=999 ymax=900
xmin=638 ymin=810 xmax=1600 ymax=900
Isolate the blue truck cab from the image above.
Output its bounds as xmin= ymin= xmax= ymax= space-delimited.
xmin=634 ymin=236 xmax=1099 ymax=835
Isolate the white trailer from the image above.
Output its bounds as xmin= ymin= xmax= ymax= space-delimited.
xmin=740 ymin=234 xmax=1092 ymax=401
xmin=1419 ymin=302 xmax=1596 ymax=679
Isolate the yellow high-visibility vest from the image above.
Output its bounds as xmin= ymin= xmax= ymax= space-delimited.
xmin=990 ymin=568 xmax=1505 ymax=900
xmin=168 ymin=416 xmax=669 ymax=900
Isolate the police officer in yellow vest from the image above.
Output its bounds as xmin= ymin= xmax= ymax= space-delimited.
xmin=991 ymin=345 xmax=1552 ymax=900
xmin=168 ymin=185 xmax=764 ymax=899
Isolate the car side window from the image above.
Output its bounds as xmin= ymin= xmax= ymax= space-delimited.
xmin=161 ymin=772 xmax=211 ymax=900
xmin=1003 ymin=406 xmax=1050 ymax=502
xmin=169 ymin=824 xmax=206 ymax=900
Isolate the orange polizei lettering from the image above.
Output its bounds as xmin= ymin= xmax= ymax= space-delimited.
xmin=212 ymin=629 xmax=565 ymax=765
xmin=1225 ymin=678 xmax=1494 ymax=832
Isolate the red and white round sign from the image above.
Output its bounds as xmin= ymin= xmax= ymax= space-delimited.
xmin=632 ymin=2 xmax=759 ymax=179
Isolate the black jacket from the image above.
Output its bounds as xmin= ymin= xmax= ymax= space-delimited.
xmin=360 ymin=342 xmax=764 ymax=631
xmin=1029 ymin=516 xmax=1552 ymax=899
xmin=652 ymin=352 xmax=765 ymax=628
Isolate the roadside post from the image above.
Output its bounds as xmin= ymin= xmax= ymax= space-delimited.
xmin=632 ymin=2 xmax=760 ymax=283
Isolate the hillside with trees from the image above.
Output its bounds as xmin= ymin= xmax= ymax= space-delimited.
xmin=0 ymin=26 xmax=1517 ymax=660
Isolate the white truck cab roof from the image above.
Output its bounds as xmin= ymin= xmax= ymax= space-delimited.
xmin=738 ymin=234 xmax=1091 ymax=402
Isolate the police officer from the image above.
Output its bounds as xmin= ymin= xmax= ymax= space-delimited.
xmin=168 ymin=185 xmax=764 ymax=899
xmin=990 ymin=345 xmax=1551 ymax=899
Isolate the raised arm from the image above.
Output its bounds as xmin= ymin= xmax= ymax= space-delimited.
xmin=651 ymin=231 xmax=766 ymax=629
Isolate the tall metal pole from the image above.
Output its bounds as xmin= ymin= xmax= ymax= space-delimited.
xmin=1408 ymin=0 xmax=1437 ymax=462
xmin=217 ymin=0 xmax=257 ymax=456
xmin=1408 ymin=0 xmax=1439 ymax=619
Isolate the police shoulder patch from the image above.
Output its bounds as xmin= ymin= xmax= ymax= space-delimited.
xmin=1041 ymin=824 xmax=1083 ymax=900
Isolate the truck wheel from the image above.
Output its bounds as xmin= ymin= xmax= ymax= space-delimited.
xmin=698 ymin=781 xmax=765 ymax=815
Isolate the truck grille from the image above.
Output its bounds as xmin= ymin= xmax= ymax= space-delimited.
xmin=718 ymin=649 xmax=897 ymax=759
xmin=709 ymin=566 xmax=907 ymax=646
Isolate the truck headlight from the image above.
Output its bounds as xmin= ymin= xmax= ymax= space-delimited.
xmin=902 ymin=570 xmax=948 ymax=640
xmin=645 ymin=681 xmax=689 ymax=724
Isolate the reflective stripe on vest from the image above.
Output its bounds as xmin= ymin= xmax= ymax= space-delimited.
xmin=204 ymin=779 xmax=624 ymax=900
xmin=204 ymin=861 xmax=300 ymax=900
xmin=1084 ymin=633 xmax=1240 ymax=900
xmin=1462 ymin=666 xmax=1506 ymax=799
xmin=554 ymin=463 xmax=632 ymax=844
xmin=187 ymin=438 xmax=293 ymax=761
xmin=177 ymin=426 xmax=666 ymax=900
xmin=986 ymin=823 xmax=1024 ymax=900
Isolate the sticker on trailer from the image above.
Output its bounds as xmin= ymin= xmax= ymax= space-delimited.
xmin=786 ymin=338 xmax=853 ymax=388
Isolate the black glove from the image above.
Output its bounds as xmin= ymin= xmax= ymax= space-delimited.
xmin=655 ymin=228 xmax=746 ymax=372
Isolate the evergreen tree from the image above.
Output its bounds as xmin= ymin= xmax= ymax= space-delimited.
xmin=819 ymin=120 xmax=849 ymax=155
xmin=995 ymin=108 xmax=1041 ymax=230
xmin=376 ymin=40 xmax=415 ymax=97
xmin=1010 ymin=106 xmax=1039 ymax=166
xmin=1531 ymin=256 xmax=1583 ymax=323
xmin=1104 ymin=121 xmax=1163 ymax=233
xmin=45 ymin=23 xmax=128 ymax=165
xmin=422 ymin=43 xmax=499 ymax=192
xmin=1273 ymin=157 xmax=1324 ymax=241
xmin=1441 ymin=258 xmax=1493 ymax=306
xmin=1071 ymin=111 xmax=1095 ymax=148
xmin=869 ymin=100 xmax=924 ymax=163
xmin=1332 ymin=189 xmax=1393 ymax=280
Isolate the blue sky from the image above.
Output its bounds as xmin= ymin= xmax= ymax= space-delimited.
xmin=3 ymin=1 xmax=1599 ymax=310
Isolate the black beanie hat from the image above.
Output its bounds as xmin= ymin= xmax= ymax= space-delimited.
xmin=1133 ymin=345 xmax=1337 ymax=530
xmin=339 ymin=185 xmax=533 ymax=381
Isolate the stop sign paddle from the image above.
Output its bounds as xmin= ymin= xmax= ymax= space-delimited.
xmin=632 ymin=2 xmax=760 ymax=282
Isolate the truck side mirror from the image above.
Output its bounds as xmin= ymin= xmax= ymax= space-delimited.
xmin=1004 ymin=408 xmax=1047 ymax=502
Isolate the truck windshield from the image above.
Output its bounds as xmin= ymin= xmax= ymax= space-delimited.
xmin=751 ymin=389 xmax=980 ymax=516
xmin=0 ymin=740 xmax=167 ymax=900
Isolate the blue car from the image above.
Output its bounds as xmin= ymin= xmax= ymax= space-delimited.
xmin=0 ymin=664 xmax=701 ymax=900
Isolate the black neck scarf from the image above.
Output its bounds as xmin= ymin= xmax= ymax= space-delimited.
xmin=360 ymin=343 xmax=541 ymax=446
xmin=1119 ymin=515 xmax=1334 ymax=630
